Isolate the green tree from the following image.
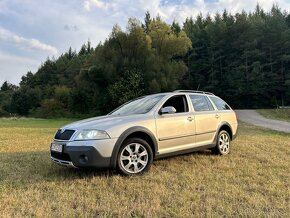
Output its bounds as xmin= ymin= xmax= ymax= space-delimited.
xmin=1 ymin=81 xmax=17 ymax=91
xmin=4 ymin=6 xmax=290 ymax=117
xmin=108 ymin=69 xmax=144 ymax=106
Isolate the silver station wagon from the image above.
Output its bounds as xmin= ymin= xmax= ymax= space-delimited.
xmin=50 ymin=90 xmax=238 ymax=175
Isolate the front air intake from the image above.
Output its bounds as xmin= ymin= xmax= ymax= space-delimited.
xmin=54 ymin=129 xmax=75 ymax=141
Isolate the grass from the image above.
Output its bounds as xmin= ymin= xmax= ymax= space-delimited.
xmin=257 ymin=109 xmax=290 ymax=122
xmin=0 ymin=117 xmax=78 ymax=128
xmin=0 ymin=118 xmax=289 ymax=217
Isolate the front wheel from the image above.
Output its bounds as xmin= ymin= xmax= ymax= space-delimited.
xmin=117 ymin=138 xmax=153 ymax=176
xmin=213 ymin=130 xmax=231 ymax=155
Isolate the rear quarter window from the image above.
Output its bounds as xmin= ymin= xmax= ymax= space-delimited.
xmin=209 ymin=96 xmax=231 ymax=110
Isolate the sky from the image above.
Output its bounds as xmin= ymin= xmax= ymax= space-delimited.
xmin=1 ymin=0 xmax=290 ymax=86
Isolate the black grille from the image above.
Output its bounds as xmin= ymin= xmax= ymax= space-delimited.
xmin=54 ymin=129 xmax=75 ymax=140
xmin=51 ymin=151 xmax=71 ymax=161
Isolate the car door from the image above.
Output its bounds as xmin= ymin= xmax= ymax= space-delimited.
xmin=155 ymin=94 xmax=196 ymax=154
xmin=189 ymin=94 xmax=220 ymax=146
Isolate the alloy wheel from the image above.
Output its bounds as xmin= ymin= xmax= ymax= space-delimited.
xmin=120 ymin=143 xmax=149 ymax=174
xmin=218 ymin=132 xmax=230 ymax=154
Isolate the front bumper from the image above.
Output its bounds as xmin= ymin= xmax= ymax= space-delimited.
xmin=51 ymin=156 xmax=76 ymax=167
xmin=50 ymin=138 xmax=117 ymax=168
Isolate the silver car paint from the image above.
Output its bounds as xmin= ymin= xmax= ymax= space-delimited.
xmin=54 ymin=92 xmax=237 ymax=160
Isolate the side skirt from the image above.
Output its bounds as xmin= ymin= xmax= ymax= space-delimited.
xmin=154 ymin=144 xmax=216 ymax=160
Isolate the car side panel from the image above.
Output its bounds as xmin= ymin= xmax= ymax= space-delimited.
xmin=194 ymin=111 xmax=219 ymax=146
xmin=157 ymin=135 xmax=196 ymax=155
xmin=218 ymin=110 xmax=238 ymax=136
xmin=155 ymin=112 xmax=196 ymax=154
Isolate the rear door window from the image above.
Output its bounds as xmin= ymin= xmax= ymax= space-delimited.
xmin=190 ymin=95 xmax=214 ymax=112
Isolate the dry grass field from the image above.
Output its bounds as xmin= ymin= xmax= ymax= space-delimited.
xmin=0 ymin=118 xmax=289 ymax=217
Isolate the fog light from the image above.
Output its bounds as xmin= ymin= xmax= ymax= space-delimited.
xmin=79 ymin=155 xmax=88 ymax=164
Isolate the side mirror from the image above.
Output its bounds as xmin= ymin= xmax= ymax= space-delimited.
xmin=160 ymin=106 xmax=176 ymax=115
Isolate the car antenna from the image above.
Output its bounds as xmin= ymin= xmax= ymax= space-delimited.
xmin=196 ymin=84 xmax=200 ymax=91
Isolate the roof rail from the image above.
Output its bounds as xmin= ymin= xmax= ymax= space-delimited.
xmin=173 ymin=90 xmax=215 ymax=95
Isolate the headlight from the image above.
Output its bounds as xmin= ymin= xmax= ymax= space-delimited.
xmin=75 ymin=130 xmax=110 ymax=140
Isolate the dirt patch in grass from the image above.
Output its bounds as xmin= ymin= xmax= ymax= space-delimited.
xmin=0 ymin=120 xmax=289 ymax=217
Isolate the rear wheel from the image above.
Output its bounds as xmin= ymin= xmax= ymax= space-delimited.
xmin=117 ymin=138 xmax=153 ymax=176
xmin=213 ymin=130 xmax=231 ymax=155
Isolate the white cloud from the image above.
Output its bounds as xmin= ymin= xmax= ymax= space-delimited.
xmin=152 ymin=0 xmax=290 ymax=23
xmin=82 ymin=0 xmax=290 ymax=24
xmin=84 ymin=0 xmax=108 ymax=11
xmin=0 ymin=52 xmax=40 ymax=85
xmin=0 ymin=26 xmax=58 ymax=55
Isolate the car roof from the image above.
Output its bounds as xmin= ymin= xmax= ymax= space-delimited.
xmin=142 ymin=90 xmax=215 ymax=99
xmin=172 ymin=90 xmax=215 ymax=95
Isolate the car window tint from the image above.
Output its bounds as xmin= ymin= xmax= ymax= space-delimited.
xmin=110 ymin=95 xmax=165 ymax=115
xmin=162 ymin=95 xmax=188 ymax=113
xmin=205 ymin=96 xmax=215 ymax=111
xmin=190 ymin=95 xmax=213 ymax=111
xmin=209 ymin=96 xmax=231 ymax=110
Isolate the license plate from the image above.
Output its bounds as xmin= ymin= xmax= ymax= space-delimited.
xmin=51 ymin=143 xmax=63 ymax=153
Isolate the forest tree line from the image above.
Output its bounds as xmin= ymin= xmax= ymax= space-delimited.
xmin=1 ymin=5 xmax=290 ymax=118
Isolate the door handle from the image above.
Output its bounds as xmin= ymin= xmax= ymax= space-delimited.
xmin=187 ymin=117 xmax=193 ymax=121
xmin=215 ymin=114 xmax=220 ymax=118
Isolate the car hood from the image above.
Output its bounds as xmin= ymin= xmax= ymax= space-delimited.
xmin=62 ymin=114 xmax=145 ymax=131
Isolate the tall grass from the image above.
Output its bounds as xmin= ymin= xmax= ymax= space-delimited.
xmin=0 ymin=119 xmax=289 ymax=217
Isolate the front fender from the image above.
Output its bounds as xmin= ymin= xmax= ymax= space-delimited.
xmin=110 ymin=126 xmax=158 ymax=168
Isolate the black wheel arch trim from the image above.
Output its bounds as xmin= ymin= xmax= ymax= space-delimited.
xmin=214 ymin=122 xmax=234 ymax=144
xmin=155 ymin=144 xmax=215 ymax=159
xmin=110 ymin=126 xmax=158 ymax=168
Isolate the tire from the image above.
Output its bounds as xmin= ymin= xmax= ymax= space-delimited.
xmin=117 ymin=138 xmax=153 ymax=176
xmin=213 ymin=130 xmax=231 ymax=155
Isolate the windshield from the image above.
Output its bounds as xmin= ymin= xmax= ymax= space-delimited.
xmin=109 ymin=95 xmax=165 ymax=116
